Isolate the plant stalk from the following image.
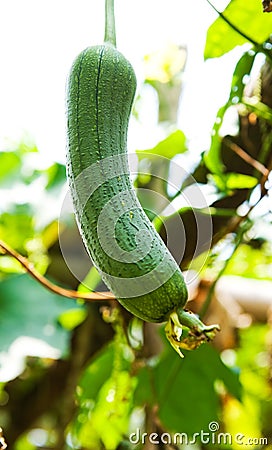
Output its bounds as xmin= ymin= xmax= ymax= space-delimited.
xmin=104 ymin=0 xmax=116 ymax=47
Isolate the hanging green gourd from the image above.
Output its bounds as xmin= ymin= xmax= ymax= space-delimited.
xmin=66 ymin=0 xmax=219 ymax=356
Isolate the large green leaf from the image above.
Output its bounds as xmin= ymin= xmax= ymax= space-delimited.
xmin=153 ymin=344 xmax=242 ymax=436
xmin=77 ymin=345 xmax=115 ymax=402
xmin=134 ymin=344 xmax=242 ymax=439
xmin=74 ymin=337 xmax=135 ymax=450
xmin=79 ymin=372 xmax=136 ymax=450
xmin=71 ymin=346 xmax=115 ymax=447
xmin=205 ymin=0 xmax=272 ymax=59
xmin=134 ymin=363 xmax=155 ymax=406
xmin=0 ymin=274 xmax=82 ymax=357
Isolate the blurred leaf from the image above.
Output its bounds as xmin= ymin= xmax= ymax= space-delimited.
xmin=204 ymin=51 xmax=256 ymax=174
xmin=0 ymin=138 xmax=39 ymax=188
xmin=223 ymin=325 xmax=270 ymax=444
xmin=58 ymin=308 xmax=87 ymax=331
xmin=205 ymin=105 xmax=227 ymax=174
xmin=231 ymin=51 xmax=257 ymax=99
xmin=0 ymin=210 xmax=57 ymax=276
xmin=134 ymin=364 xmax=155 ymax=406
xmin=0 ymin=142 xmax=41 ymax=190
xmin=236 ymin=324 xmax=270 ymax=378
xmin=135 ymin=131 xmax=188 ymax=217
xmin=223 ymin=395 xmax=262 ymax=447
xmin=41 ymin=221 xmax=60 ymax=249
xmin=211 ymin=173 xmax=258 ymax=191
xmin=0 ymin=145 xmax=66 ymax=225
xmin=16 ymin=137 xmax=38 ymax=154
xmin=153 ymin=344 xmax=241 ymax=435
xmin=78 ymin=266 xmax=101 ymax=293
xmin=0 ymin=208 xmax=35 ymax=252
xmin=225 ymin=244 xmax=272 ymax=279
xmin=0 ymin=256 xmax=24 ymax=274
xmin=0 ymin=274 xmax=82 ymax=355
xmin=208 ymin=207 xmax=239 ymax=217
xmin=14 ymin=433 xmax=36 ymax=450
xmin=75 ymin=336 xmax=136 ymax=449
xmin=0 ymin=152 xmax=21 ymax=186
xmin=225 ymin=173 xmax=258 ymax=189
xmin=136 ymin=130 xmax=187 ymax=160
xmin=0 ymin=211 xmax=51 ymax=276
xmin=144 ymin=44 xmax=186 ymax=83
xmin=204 ymin=0 xmax=272 ymax=59
xmin=78 ymin=345 xmax=114 ymax=402
xmin=45 ymin=162 xmax=66 ymax=190
xmin=79 ymin=372 xmax=137 ymax=450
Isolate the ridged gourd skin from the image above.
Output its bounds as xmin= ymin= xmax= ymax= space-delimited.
xmin=66 ymin=43 xmax=188 ymax=323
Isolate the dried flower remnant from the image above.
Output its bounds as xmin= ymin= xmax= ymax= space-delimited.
xmin=262 ymin=0 xmax=272 ymax=12
xmin=0 ymin=428 xmax=7 ymax=450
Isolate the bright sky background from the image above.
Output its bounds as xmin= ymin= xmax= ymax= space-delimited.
xmin=0 ymin=0 xmax=238 ymax=163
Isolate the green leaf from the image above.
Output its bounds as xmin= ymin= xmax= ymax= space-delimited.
xmin=0 ymin=274 xmax=83 ymax=357
xmin=224 ymin=244 xmax=272 ymax=279
xmin=0 ymin=208 xmax=35 ymax=252
xmin=0 ymin=152 xmax=21 ymax=186
xmin=58 ymin=308 xmax=87 ymax=331
xmin=14 ymin=433 xmax=36 ymax=450
xmin=0 ymin=256 xmax=25 ymax=274
xmin=78 ymin=266 xmax=101 ymax=293
xmin=16 ymin=137 xmax=38 ymax=154
xmin=153 ymin=344 xmax=242 ymax=435
xmin=204 ymin=105 xmax=227 ymax=174
xmin=0 ymin=140 xmax=38 ymax=188
xmin=226 ymin=173 xmax=258 ymax=189
xmin=204 ymin=51 xmax=256 ymax=174
xmin=222 ymin=324 xmax=270 ymax=440
xmin=136 ymin=130 xmax=187 ymax=160
xmin=80 ymin=372 xmax=137 ymax=450
xmin=204 ymin=0 xmax=272 ymax=59
xmin=211 ymin=173 xmax=258 ymax=191
xmin=231 ymin=51 xmax=256 ymax=100
xmin=78 ymin=345 xmax=114 ymax=402
xmin=75 ymin=339 xmax=136 ymax=449
xmin=45 ymin=162 xmax=66 ymax=190
xmin=134 ymin=364 xmax=155 ymax=406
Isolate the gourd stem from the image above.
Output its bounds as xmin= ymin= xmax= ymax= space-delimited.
xmin=104 ymin=0 xmax=116 ymax=47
